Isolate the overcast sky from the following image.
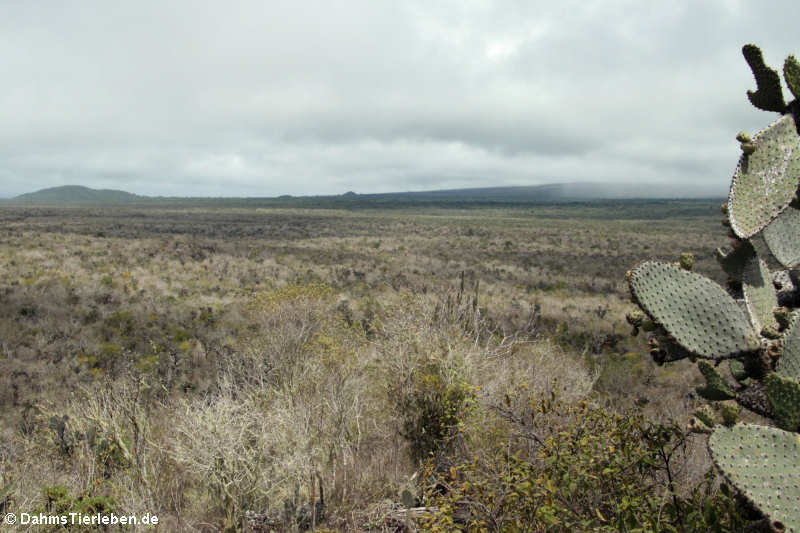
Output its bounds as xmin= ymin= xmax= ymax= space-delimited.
xmin=0 ymin=1 xmax=798 ymax=197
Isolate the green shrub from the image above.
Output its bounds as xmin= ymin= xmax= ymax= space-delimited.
xmin=422 ymin=394 xmax=747 ymax=532
xmin=89 ymin=428 xmax=132 ymax=477
xmin=39 ymin=485 xmax=116 ymax=532
xmin=103 ymin=309 xmax=135 ymax=337
xmin=396 ymin=360 xmax=476 ymax=464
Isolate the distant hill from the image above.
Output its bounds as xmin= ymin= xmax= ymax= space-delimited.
xmin=4 ymin=181 xmax=724 ymax=207
xmin=10 ymin=185 xmax=143 ymax=204
xmin=354 ymin=182 xmax=723 ymax=202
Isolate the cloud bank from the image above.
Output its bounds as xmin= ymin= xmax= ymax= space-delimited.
xmin=1 ymin=1 xmax=798 ymax=197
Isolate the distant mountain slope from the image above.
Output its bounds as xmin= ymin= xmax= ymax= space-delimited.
xmin=371 ymin=182 xmax=723 ymax=201
xmin=10 ymin=185 xmax=142 ymax=204
xmin=4 ymin=181 xmax=724 ymax=206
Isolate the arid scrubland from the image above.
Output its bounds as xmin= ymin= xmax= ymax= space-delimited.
xmin=0 ymin=202 xmax=749 ymax=531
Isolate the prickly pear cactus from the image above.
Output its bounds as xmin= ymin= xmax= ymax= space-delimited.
xmin=696 ymin=360 xmax=737 ymax=401
xmin=709 ymin=424 xmax=800 ymax=531
xmin=742 ymin=44 xmax=787 ymax=113
xmin=765 ymin=373 xmax=800 ymax=431
xmin=628 ymin=261 xmax=758 ymax=358
xmin=728 ymin=115 xmax=800 ymax=238
xmin=743 ymin=256 xmax=780 ymax=332
xmin=764 ymin=206 xmax=800 ymax=268
xmin=778 ymin=316 xmax=800 ymax=380
xmin=784 ymin=55 xmax=800 ymax=101
xmin=627 ymin=44 xmax=800 ymax=532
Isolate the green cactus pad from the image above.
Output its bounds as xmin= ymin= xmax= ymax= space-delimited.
xmin=728 ymin=114 xmax=800 ymax=238
xmin=765 ymin=373 xmax=800 ymax=431
xmin=742 ymin=44 xmax=787 ymax=112
xmin=743 ymin=256 xmax=779 ymax=331
xmin=764 ymin=206 xmax=800 ymax=268
xmin=777 ymin=314 xmax=800 ymax=380
xmin=629 ymin=262 xmax=759 ymax=358
xmin=774 ymin=306 xmax=794 ymax=330
xmin=716 ymin=241 xmax=756 ymax=279
xmin=719 ymin=402 xmax=740 ymax=426
xmin=785 ymin=55 xmax=800 ymax=101
xmin=694 ymin=405 xmax=716 ymax=428
xmin=696 ymin=360 xmax=737 ymax=400
xmin=709 ymin=424 xmax=800 ymax=531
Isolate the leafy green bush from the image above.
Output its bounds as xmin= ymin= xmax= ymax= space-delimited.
xmin=421 ymin=392 xmax=747 ymax=532
xmin=39 ymin=485 xmax=116 ymax=532
xmin=397 ymin=360 xmax=477 ymax=464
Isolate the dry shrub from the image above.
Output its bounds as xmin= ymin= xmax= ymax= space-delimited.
xmin=169 ymin=379 xmax=319 ymax=531
xmin=169 ymin=283 xmax=371 ymax=530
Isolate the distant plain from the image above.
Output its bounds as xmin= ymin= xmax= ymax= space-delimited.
xmin=0 ymin=197 xmax=740 ymax=531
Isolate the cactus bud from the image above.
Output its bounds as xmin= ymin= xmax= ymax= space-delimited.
xmin=679 ymin=252 xmax=694 ymax=271
xmin=625 ymin=309 xmax=645 ymax=327
xmin=774 ymin=306 xmax=791 ymax=329
xmin=767 ymin=341 xmax=782 ymax=360
xmin=736 ymin=131 xmax=751 ymax=143
xmin=740 ymin=141 xmax=757 ymax=154
xmin=720 ymin=202 xmax=729 ymax=214
xmin=761 ymin=325 xmax=781 ymax=339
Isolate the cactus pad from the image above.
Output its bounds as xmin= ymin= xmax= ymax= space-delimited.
xmin=629 ymin=262 xmax=759 ymax=358
xmin=743 ymin=256 xmax=779 ymax=331
xmin=742 ymin=44 xmax=787 ymax=112
xmin=728 ymin=114 xmax=800 ymax=238
xmin=696 ymin=360 xmax=736 ymax=401
xmin=764 ymin=206 xmax=800 ymax=268
xmin=785 ymin=55 xmax=800 ymax=102
xmin=694 ymin=405 xmax=716 ymax=428
xmin=777 ymin=314 xmax=800 ymax=380
xmin=719 ymin=402 xmax=740 ymax=426
xmin=709 ymin=424 xmax=800 ymax=531
xmin=765 ymin=373 xmax=800 ymax=431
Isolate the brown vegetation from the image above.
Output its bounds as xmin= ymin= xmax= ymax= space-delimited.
xmin=0 ymin=202 xmax=744 ymax=531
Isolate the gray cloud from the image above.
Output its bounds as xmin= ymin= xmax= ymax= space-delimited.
xmin=1 ymin=0 xmax=799 ymax=197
